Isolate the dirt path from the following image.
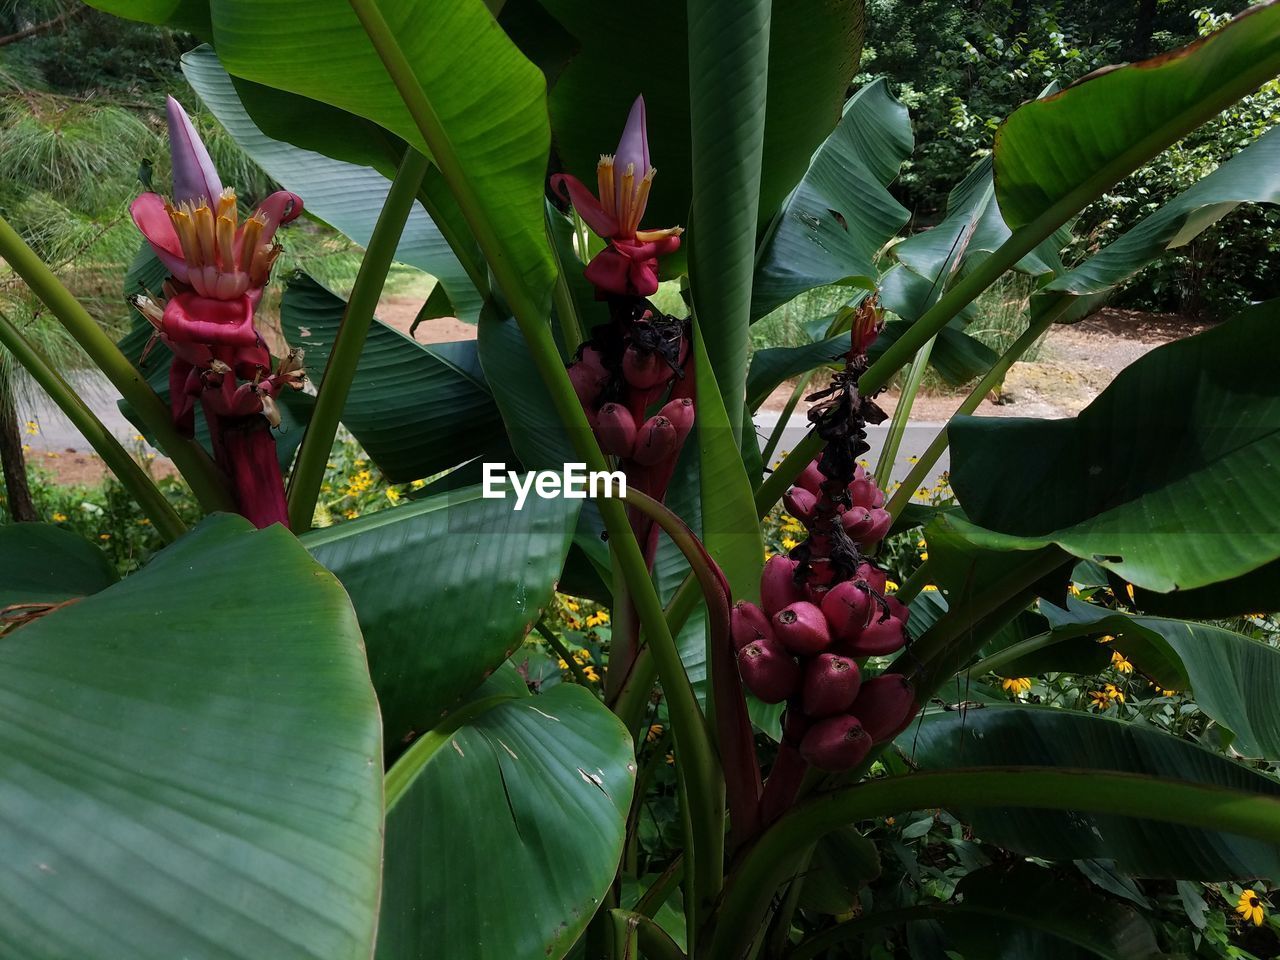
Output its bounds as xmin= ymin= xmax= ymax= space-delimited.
xmin=761 ymin=307 xmax=1209 ymax=421
xmin=20 ymin=301 xmax=1205 ymax=488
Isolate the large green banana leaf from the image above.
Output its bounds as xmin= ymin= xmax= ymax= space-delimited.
xmin=0 ymin=516 xmax=383 ymax=959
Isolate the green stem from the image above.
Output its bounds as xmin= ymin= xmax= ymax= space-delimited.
xmin=894 ymin=561 xmax=932 ymax=605
xmin=884 ymin=300 xmax=1063 ymax=520
xmin=610 ymin=909 xmax=688 ymax=960
xmin=635 ymin=855 xmax=685 ymax=920
xmin=0 ymin=214 xmax=231 ymax=513
xmin=287 ymin=148 xmax=429 ymax=530
xmin=760 ymin=371 xmax=812 ymax=466
xmin=712 ymin=769 xmax=1280 ymax=960
xmin=754 ymin=431 xmax=822 ymax=519
xmin=0 ymin=311 xmax=186 ymax=541
xmin=965 ymin=630 xmax=1054 ymax=679
xmin=873 ymin=335 xmax=935 ymax=490
xmin=547 ymin=211 xmax=585 ymax=354
xmin=626 ymin=487 xmax=759 ymax=846
xmin=536 ymin=620 xmax=594 ymax=689
xmin=344 ymin=0 xmax=723 ymax=934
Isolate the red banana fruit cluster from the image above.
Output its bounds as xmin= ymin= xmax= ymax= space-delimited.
xmin=734 ymin=460 xmax=917 ymax=771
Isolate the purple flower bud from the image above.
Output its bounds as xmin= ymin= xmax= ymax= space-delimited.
xmin=820 ymin=580 xmax=873 ymax=643
xmin=783 ymin=486 xmax=817 ymax=523
xmin=802 ymin=653 xmax=862 ymax=718
xmin=799 ymin=714 xmax=872 ymax=771
xmin=165 ymin=96 xmax=222 ymax=207
xmin=845 ymin=612 xmax=906 ymax=656
xmin=850 ymin=674 xmax=917 ymax=743
xmin=731 ymin=600 xmax=773 ymax=651
xmin=761 ymin=555 xmax=803 ymax=617
xmin=622 ymin=344 xmax=669 ymax=389
xmin=795 ymin=459 xmax=824 ymax=495
xmin=773 ymin=601 xmax=831 ymax=656
xmin=858 ymin=508 xmax=892 ymax=547
xmin=632 ymin=414 xmax=677 ymax=465
xmin=659 ymin=397 xmax=695 ymax=446
xmin=737 ymin=638 xmax=800 ymax=703
xmin=596 ymin=403 xmax=638 ymax=457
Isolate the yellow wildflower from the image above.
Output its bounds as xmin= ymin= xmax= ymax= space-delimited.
xmin=410 ymin=479 xmax=426 ymax=490
xmin=1000 ymin=677 xmax=1032 ymax=696
xmin=1111 ymin=650 xmax=1133 ymax=674
xmin=585 ymin=611 xmax=610 ymax=627
xmin=1237 ymin=889 xmax=1266 ymax=926
xmin=386 ymin=487 xmax=401 ymax=504
xmin=137 ymin=518 xmax=151 ymax=526
xmin=781 ymin=536 xmax=799 ymax=550
xmin=98 ymin=534 xmax=110 ymax=541
xmin=665 ymin=752 xmax=675 ymax=765
xmin=921 ymin=584 xmax=938 ymax=592
xmin=24 ymin=420 xmax=38 ymax=435
xmin=646 ymin=723 xmax=664 ymax=743
xmin=557 ymin=658 xmax=569 ymax=670
xmin=565 ymin=600 xmax=581 ymax=612
xmin=52 ymin=512 xmax=67 ymax=522
xmin=885 ymin=580 xmax=900 ymax=593
xmin=132 ymin=433 xmax=145 ymax=443
xmin=343 ymin=509 xmax=359 ymax=519
xmin=583 ymin=666 xmax=600 ymax=683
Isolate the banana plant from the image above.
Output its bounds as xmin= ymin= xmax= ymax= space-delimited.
xmin=0 ymin=1 xmax=1279 ymax=958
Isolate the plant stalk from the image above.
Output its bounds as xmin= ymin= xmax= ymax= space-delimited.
xmin=0 ymin=312 xmax=187 ymax=541
xmin=287 ymin=147 xmax=430 ymax=530
xmin=346 ymin=0 xmax=724 ymax=935
xmin=884 ymin=299 xmax=1064 ymax=520
xmin=873 ymin=335 xmax=935 ymax=490
xmin=0 ymin=214 xmax=232 ymax=513
xmin=759 ymin=371 xmax=812 ymax=466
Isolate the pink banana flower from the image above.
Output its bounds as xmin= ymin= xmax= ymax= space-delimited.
xmin=129 ymin=97 xmax=306 ymax=528
xmin=131 ymin=97 xmax=302 ymax=326
xmin=551 ymin=96 xmax=682 ymax=297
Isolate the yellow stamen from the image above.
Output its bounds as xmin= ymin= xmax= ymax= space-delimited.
xmin=618 ymin=163 xmax=635 ymax=238
xmin=169 ymin=207 xmax=199 ymax=263
xmin=216 ymin=215 xmax=236 ymax=270
xmin=634 ymin=225 xmax=684 ymax=242
xmin=596 ymin=155 xmax=616 ymax=219
xmin=217 ymin=187 xmax=238 ymax=224
xmin=239 ymin=215 xmax=265 ymax=273
xmin=249 ymin=242 xmax=280 ymax=286
xmin=627 ymin=168 xmax=655 ymax=234
xmin=192 ymin=204 xmax=217 ymax=267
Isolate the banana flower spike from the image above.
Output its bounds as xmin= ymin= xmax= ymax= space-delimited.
xmin=130 ymin=97 xmax=303 ymax=301
xmin=551 ymin=96 xmax=682 ymax=297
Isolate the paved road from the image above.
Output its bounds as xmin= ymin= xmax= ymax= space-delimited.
xmin=17 ymin=372 xmax=146 ymax=451
xmin=752 ymin=410 xmax=952 ymax=489
xmin=20 ymin=371 xmax=952 ymax=489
